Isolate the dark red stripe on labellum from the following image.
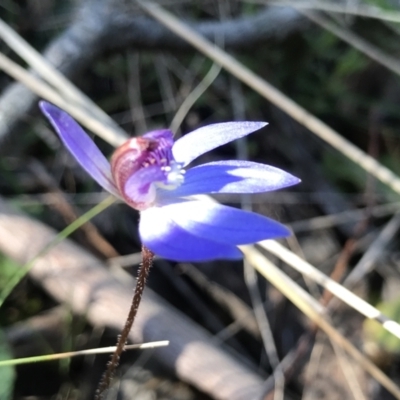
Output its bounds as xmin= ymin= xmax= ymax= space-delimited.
xmin=111 ymin=137 xmax=154 ymax=194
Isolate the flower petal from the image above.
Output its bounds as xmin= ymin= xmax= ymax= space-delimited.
xmin=172 ymin=122 xmax=267 ymax=166
xmin=152 ymin=200 xmax=290 ymax=245
xmin=39 ymin=101 xmax=119 ymax=196
xmin=158 ymin=160 xmax=300 ymax=200
xmin=140 ymin=206 xmax=242 ymax=261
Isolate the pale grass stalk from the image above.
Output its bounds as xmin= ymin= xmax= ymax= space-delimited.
xmin=137 ymin=0 xmax=400 ymax=196
xmin=240 ymin=245 xmax=400 ymax=400
xmin=261 ymin=239 xmax=400 ymax=341
xmin=0 ymin=53 xmax=126 ymax=147
xmin=0 ymin=18 xmax=126 ymax=138
xmin=0 ymin=341 xmax=169 ymax=367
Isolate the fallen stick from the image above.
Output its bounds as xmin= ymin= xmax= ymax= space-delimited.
xmin=0 ymin=197 xmax=264 ymax=400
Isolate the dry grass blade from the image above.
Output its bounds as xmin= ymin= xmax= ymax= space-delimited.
xmin=302 ymin=10 xmax=400 ymax=77
xmin=0 ymin=17 xmax=126 ymax=137
xmin=137 ymin=0 xmax=400 ymax=196
xmin=0 ymin=52 xmax=127 ymax=147
xmin=261 ymin=240 xmax=400 ymax=340
xmin=263 ymin=1 xmax=400 ymax=24
xmin=240 ymin=245 xmax=400 ymax=400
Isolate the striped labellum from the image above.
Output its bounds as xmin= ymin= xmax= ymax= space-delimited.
xmin=110 ymin=130 xmax=184 ymax=210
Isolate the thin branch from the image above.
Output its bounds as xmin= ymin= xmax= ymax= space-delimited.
xmin=302 ymin=10 xmax=400 ymax=77
xmin=344 ymin=211 xmax=400 ymax=288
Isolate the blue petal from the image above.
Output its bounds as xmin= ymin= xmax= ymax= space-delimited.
xmin=151 ymin=200 xmax=290 ymax=245
xmin=159 ymin=160 xmax=300 ymax=200
xmin=40 ymin=101 xmax=120 ymax=197
xmin=139 ymin=206 xmax=242 ymax=261
xmin=172 ymin=122 xmax=267 ymax=166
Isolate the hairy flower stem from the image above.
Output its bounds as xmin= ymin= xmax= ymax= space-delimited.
xmin=95 ymin=245 xmax=154 ymax=400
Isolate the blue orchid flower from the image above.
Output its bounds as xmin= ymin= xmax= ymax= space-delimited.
xmin=40 ymin=101 xmax=300 ymax=262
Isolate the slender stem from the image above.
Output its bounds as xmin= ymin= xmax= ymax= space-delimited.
xmin=95 ymin=245 xmax=154 ymax=399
